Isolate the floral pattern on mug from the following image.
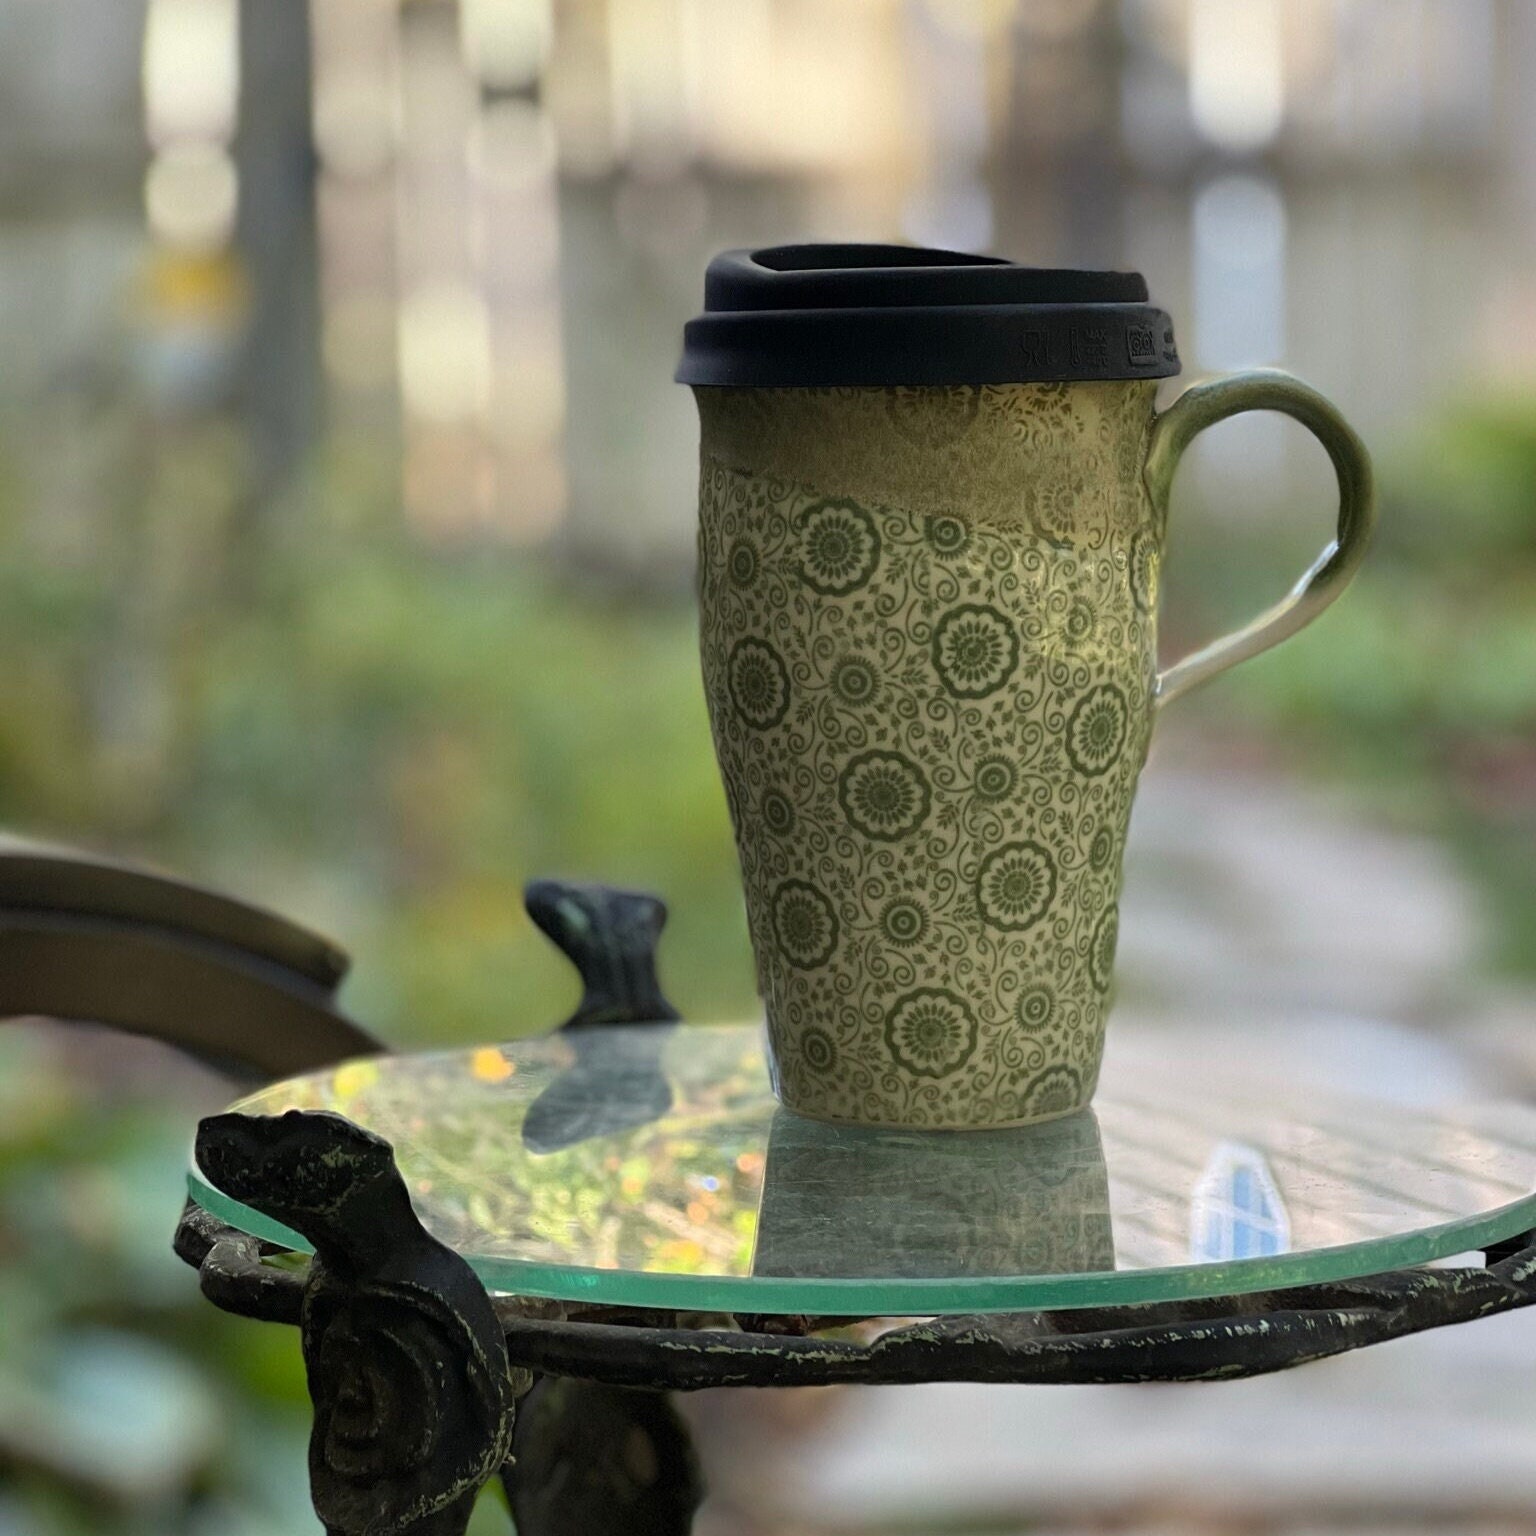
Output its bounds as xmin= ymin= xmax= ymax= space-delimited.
xmin=697 ymin=381 xmax=1159 ymax=1128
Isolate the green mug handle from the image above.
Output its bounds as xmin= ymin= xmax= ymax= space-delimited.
xmin=1143 ymin=368 xmax=1377 ymax=710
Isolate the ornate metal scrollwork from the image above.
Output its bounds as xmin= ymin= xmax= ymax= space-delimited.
xmin=195 ymin=1110 xmax=522 ymax=1536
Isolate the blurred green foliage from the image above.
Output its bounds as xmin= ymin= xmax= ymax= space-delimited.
xmin=1228 ymin=392 xmax=1536 ymax=748
xmin=0 ymin=422 xmax=754 ymax=1532
xmin=0 ymin=1031 xmax=323 ymax=1534
xmin=0 ymin=427 xmax=756 ymax=1043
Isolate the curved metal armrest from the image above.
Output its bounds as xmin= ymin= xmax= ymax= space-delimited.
xmin=0 ymin=836 xmax=380 ymax=1081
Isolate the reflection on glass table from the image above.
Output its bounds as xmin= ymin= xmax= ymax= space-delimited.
xmin=754 ymin=1106 xmax=1114 ymax=1280
xmin=188 ymin=1022 xmax=1536 ymax=1316
xmin=520 ymin=1020 xmax=676 ymax=1154
xmin=1191 ymin=1141 xmax=1291 ymax=1262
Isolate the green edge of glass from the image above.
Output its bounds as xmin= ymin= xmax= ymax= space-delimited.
xmin=186 ymin=1168 xmax=1536 ymax=1317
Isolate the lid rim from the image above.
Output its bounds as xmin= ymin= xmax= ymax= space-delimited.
xmin=678 ymin=301 xmax=1180 ymax=388
xmin=682 ymin=244 xmax=1179 ymax=387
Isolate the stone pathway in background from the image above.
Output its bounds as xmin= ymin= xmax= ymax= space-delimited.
xmin=1118 ymin=766 xmax=1483 ymax=1025
xmin=687 ymin=767 xmax=1536 ymax=1536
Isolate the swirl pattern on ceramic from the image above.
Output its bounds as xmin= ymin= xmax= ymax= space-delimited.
xmin=697 ymin=382 xmax=1160 ymax=1128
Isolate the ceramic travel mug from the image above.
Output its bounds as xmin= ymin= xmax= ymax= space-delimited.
xmin=680 ymin=245 xmax=1375 ymax=1130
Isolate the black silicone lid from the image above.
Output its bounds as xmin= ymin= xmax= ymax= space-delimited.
xmin=677 ymin=243 xmax=1180 ymax=388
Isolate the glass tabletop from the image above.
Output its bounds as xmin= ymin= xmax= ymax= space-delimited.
xmin=188 ymin=1021 xmax=1536 ymax=1316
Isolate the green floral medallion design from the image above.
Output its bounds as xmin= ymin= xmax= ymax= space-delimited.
xmin=1017 ymin=983 xmax=1055 ymax=1032
xmin=839 ymin=750 xmax=931 ymax=841
xmin=772 ymin=879 xmax=839 ymax=970
xmin=798 ymin=498 xmax=881 ymax=595
xmin=761 ymin=788 xmax=796 ymax=838
xmin=1065 ymin=683 xmax=1130 ymax=777
xmin=1064 ymin=596 xmax=1096 ymax=648
xmin=830 ymin=654 xmax=880 ymax=708
xmin=1088 ymin=903 xmax=1119 ymax=995
xmin=1130 ymin=527 xmax=1157 ymax=614
xmin=973 ymin=754 xmax=1017 ymax=802
xmin=1088 ymin=824 xmax=1115 ymax=871
xmin=728 ymin=537 xmax=759 ymax=587
xmin=976 ymin=841 xmax=1058 ymax=932
xmin=885 ymin=987 xmax=979 ymax=1079
xmin=801 ymin=1026 xmax=838 ymax=1073
xmin=1022 ymin=1064 xmax=1084 ymax=1120
xmin=879 ymin=897 xmax=929 ymax=948
xmin=697 ymin=380 xmax=1158 ymax=1127
xmin=925 ymin=514 xmax=971 ymax=557
xmin=932 ymin=603 xmax=1020 ymax=699
xmin=727 ymin=637 xmax=790 ymax=730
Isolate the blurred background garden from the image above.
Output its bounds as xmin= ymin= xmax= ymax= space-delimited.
xmin=3 ymin=0 xmax=1536 ymax=1532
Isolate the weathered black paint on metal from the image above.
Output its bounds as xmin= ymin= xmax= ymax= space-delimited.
xmin=494 ymin=1245 xmax=1536 ymax=1391
xmin=505 ymin=1377 xmax=703 ymax=1536
xmin=521 ymin=879 xmax=681 ymax=1153
xmin=195 ymin=1110 xmax=520 ymax=1536
xmin=523 ymin=879 xmax=681 ymax=1031
xmin=177 ymin=1201 xmax=1536 ymax=1392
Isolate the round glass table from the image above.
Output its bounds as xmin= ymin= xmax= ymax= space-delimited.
xmin=174 ymin=880 xmax=1536 ymax=1536
xmin=187 ymin=1019 xmax=1536 ymax=1317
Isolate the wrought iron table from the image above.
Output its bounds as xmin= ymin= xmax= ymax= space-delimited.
xmin=175 ymin=884 xmax=1536 ymax=1536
